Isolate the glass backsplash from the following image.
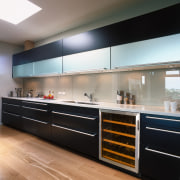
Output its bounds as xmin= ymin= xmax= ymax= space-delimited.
xmin=23 ymin=68 xmax=180 ymax=106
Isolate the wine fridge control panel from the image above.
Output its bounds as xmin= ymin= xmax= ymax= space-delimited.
xmin=99 ymin=109 xmax=140 ymax=174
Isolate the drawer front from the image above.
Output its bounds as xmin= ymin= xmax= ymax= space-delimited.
xmin=22 ymin=106 xmax=49 ymax=123
xmin=141 ymin=148 xmax=180 ymax=180
xmin=2 ymin=98 xmax=21 ymax=105
xmin=144 ymin=127 xmax=180 ymax=156
xmin=51 ymin=124 xmax=98 ymax=158
xmin=50 ymin=104 xmax=99 ymax=117
xmin=2 ymin=112 xmax=22 ymax=130
xmin=52 ymin=111 xmax=98 ymax=133
xmin=3 ymin=103 xmax=21 ymax=115
xmin=22 ymin=116 xmax=49 ymax=139
xmin=22 ymin=101 xmax=48 ymax=110
xmin=142 ymin=114 xmax=180 ymax=132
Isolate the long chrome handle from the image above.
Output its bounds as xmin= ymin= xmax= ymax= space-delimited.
xmin=22 ymin=116 xmax=48 ymax=124
xmin=22 ymin=101 xmax=47 ymax=106
xmin=145 ymin=147 xmax=180 ymax=159
xmin=146 ymin=116 xmax=180 ymax=122
xmin=8 ymin=104 xmax=20 ymax=107
xmin=3 ymin=112 xmax=20 ymax=117
xmin=52 ymin=111 xmax=96 ymax=120
xmin=3 ymin=103 xmax=20 ymax=107
xmin=146 ymin=127 xmax=180 ymax=134
xmin=52 ymin=124 xmax=96 ymax=137
xmin=22 ymin=106 xmax=47 ymax=112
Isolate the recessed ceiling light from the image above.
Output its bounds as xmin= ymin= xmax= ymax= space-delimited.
xmin=0 ymin=0 xmax=42 ymax=25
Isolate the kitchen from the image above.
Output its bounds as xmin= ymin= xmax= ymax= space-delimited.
xmin=0 ymin=0 xmax=180 ymax=180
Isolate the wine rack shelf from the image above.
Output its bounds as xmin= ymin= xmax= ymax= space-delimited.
xmin=103 ymin=155 xmax=135 ymax=168
xmin=103 ymin=129 xmax=135 ymax=138
xmin=103 ymin=139 xmax=135 ymax=149
xmin=99 ymin=110 xmax=140 ymax=174
xmin=103 ymin=119 xmax=136 ymax=127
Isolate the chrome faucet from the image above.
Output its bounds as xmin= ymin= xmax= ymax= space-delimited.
xmin=84 ymin=93 xmax=93 ymax=102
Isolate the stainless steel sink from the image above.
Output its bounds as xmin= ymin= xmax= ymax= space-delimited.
xmin=62 ymin=100 xmax=98 ymax=105
xmin=62 ymin=100 xmax=76 ymax=103
xmin=76 ymin=101 xmax=99 ymax=105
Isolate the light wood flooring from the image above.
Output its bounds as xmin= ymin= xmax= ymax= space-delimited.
xmin=0 ymin=125 xmax=140 ymax=180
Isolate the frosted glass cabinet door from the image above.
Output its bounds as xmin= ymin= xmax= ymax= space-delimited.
xmin=63 ymin=47 xmax=110 ymax=73
xmin=111 ymin=33 xmax=180 ymax=69
xmin=13 ymin=63 xmax=34 ymax=78
xmin=34 ymin=57 xmax=62 ymax=76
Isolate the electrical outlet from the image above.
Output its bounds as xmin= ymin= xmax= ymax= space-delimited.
xmin=58 ymin=91 xmax=66 ymax=95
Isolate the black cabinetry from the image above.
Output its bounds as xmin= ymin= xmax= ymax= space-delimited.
xmin=13 ymin=40 xmax=62 ymax=66
xmin=21 ymin=100 xmax=50 ymax=140
xmin=1 ymin=98 xmax=99 ymax=159
xmin=2 ymin=98 xmax=23 ymax=130
xmin=109 ymin=3 xmax=180 ymax=46
xmin=140 ymin=113 xmax=180 ymax=180
xmin=50 ymin=104 xmax=99 ymax=158
xmin=63 ymin=26 xmax=110 ymax=56
xmin=12 ymin=4 xmax=180 ymax=74
xmin=63 ymin=4 xmax=180 ymax=55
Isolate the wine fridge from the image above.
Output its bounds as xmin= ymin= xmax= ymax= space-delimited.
xmin=99 ymin=109 xmax=140 ymax=174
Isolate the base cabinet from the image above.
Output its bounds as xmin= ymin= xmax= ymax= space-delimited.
xmin=2 ymin=112 xmax=22 ymax=130
xmin=2 ymin=98 xmax=23 ymax=130
xmin=1 ymin=98 xmax=99 ymax=159
xmin=22 ymin=116 xmax=50 ymax=140
xmin=140 ymin=114 xmax=180 ymax=180
xmin=21 ymin=101 xmax=50 ymax=140
xmin=141 ymin=148 xmax=180 ymax=180
xmin=52 ymin=124 xmax=98 ymax=157
xmin=51 ymin=104 xmax=99 ymax=158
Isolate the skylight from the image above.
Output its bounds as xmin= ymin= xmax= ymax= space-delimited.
xmin=0 ymin=0 xmax=42 ymax=25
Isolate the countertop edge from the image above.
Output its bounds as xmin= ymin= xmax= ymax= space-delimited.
xmin=2 ymin=97 xmax=180 ymax=117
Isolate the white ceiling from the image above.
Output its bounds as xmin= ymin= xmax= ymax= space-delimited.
xmin=0 ymin=0 xmax=179 ymax=46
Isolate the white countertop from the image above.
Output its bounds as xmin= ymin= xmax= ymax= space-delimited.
xmin=3 ymin=96 xmax=180 ymax=117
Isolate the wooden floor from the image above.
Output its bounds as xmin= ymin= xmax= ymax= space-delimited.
xmin=0 ymin=125 xmax=140 ymax=180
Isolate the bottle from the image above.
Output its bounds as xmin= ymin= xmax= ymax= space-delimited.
xmin=48 ymin=90 xmax=52 ymax=99
xmin=132 ymin=95 xmax=136 ymax=105
xmin=129 ymin=94 xmax=133 ymax=105
xmin=120 ymin=91 xmax=124 ymax=104
xmin=126 ymin=92 xmax=130 ymax=104
xmin=117 ymin=90 xmax=120 ymax=104
xmin=124 ymin=93 xmax=128 ymax=104
xmin=51 ymin=91 xmax=54 ymax=99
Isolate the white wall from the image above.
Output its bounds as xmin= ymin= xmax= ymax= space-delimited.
xmin=0 ymin=42 xmax=23 ymax=123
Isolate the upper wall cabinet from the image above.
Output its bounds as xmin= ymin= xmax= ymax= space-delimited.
xmin=13 ymin=40 xmax=62 ymax=66
xmin=63 ymin=26 xmax=110 ymax=56
xmin=13 ymin=63 xmax=34 ymax=78
xmin=12 ymin=4 xmax=180 ymax=77
xmin=63 ymin=47 xmax=110 ymax=73
xmin=13 ymin=40 xmax=62 ymax=78
xmin=109 ymin=4 xmax=180 ymax=46
xmin=111 ymin=33 xmax=180 ymax=69
xmin=34 ymin=57 xmax=62 ymax=76
xmin=34 ymin=41 xmax=62 ymax=61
